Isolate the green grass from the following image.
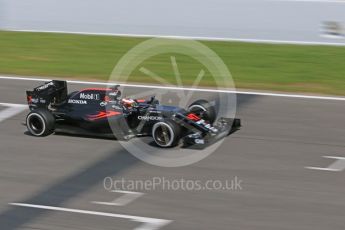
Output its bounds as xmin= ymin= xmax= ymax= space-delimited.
xmin=1 ymin=31 xmax=345 ymax=95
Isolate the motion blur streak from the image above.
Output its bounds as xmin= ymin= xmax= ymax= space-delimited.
xmin=1 ymin=0 xmax=345 ymax=44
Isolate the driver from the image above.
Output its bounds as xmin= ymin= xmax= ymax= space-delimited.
xmin=104 ymin=85 xmax=137 ymax=109
xmin=121 ymin=98 xmax=137 ymax=108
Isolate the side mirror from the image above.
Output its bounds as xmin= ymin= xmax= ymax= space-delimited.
xmin=149 ymin=96 xmax=156 ymax=104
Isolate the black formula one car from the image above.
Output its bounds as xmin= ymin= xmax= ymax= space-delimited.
xmin=25 ymin=80 xmax=241 ymax=148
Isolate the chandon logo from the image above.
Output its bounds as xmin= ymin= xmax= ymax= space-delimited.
xmin=138 ymin=116 xmax=163 ymax=121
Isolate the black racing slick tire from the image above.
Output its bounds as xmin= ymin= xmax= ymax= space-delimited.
xmin=188 ymin=99 xmax=216 ymax=124
xmin=26 ymin=109 xmax=55 ymax=137
xmin=152 ymin=120 xmax=181 ymax=148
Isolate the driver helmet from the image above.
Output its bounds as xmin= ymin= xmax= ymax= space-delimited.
xmin=121 ymin=98 xmax=136 ymax=108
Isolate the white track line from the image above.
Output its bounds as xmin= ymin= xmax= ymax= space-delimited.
xmin=92 ymin=190 xmax=144 ymax=206
xmin=1 ymin=75 xmax=345 ymax=101
xmin=304 ymin=167 xmax=341 ymax=171
xmin=305 ymin=156 xmax=345 ymax=172
xmin=0 ymin=103 xmax=27 ymax=123
xmin=7 ymin=29 xmax=345 ymax=46
xmin=10 ymin=203 xmax=171 ymax=230
xmin=275 ymin=0 xmax=345 ymax=3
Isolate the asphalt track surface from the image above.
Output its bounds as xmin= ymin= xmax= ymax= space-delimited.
xmin=0 ymin=78 xmax=345 ymax=229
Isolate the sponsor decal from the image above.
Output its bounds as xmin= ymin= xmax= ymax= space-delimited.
xmin=195 ymin=139 xmax=205 ymax=144
xmin=100 ymin=101 xmax=107 ymax=107
xmin=80 ymin=93 xmax=100 ymax=100
xmin=138 ymin=115 xmax=163 ymax=121
xmin=36 ymin=82 xmax=54 ymax=91
xmin=31 ymin=98 xmax=39 ymax=103
xmin=149 ymin=110 xmax=162 ymax=114
xmin=187 ymin=113 xmax=218 ymax=133
xmin=196 ymin=120 xmax=218 ymax=133
xmin=68 ymin=99 xmax=87 ymax=104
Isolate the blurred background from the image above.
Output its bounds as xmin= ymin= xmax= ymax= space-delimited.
xmin=1 ymin=0 xmax=345 ymax=43
xmin=1 ymin=0 xmax=345 ymax=95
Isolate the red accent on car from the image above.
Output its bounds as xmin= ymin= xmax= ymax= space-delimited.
xmin=27 ymin=96 xmax=32 ymax=103
xmin=136 ymin=99 xmax=146 ymax=103
xmin=87 ymin=111 xmax=121 ymax=121
xmin=187 ymin=113 xmax=201 ymax=121
xmin=80 ymin=88 xmax=112 ymax=92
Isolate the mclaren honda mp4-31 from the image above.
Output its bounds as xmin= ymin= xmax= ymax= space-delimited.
xmin=25 ymin=80 xmax=241 ymax=148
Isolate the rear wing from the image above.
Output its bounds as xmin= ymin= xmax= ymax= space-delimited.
xmin=26 ymin=80 xmax=67 ymax=110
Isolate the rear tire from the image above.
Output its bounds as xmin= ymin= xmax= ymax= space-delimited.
xmin=188 ymin=99 xmax=216 ymax=124
xmin=152 ymin=120 xmax=181 ymax=148
xmin=26 ymin=109 xmax=55 ymax=137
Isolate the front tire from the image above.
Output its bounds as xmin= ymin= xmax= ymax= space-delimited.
xmin=188 ymin=99 xmax=216 ymax=124
xmin=26 ymin=109 xmax=55 ymax=137
xmin=152 ymin=120 xmax=181 ymax=148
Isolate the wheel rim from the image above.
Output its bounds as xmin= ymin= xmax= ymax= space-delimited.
xmin=153 ymin=122 xmax=174 ymax=147
xmin=188 ymin=105 xmax=208 ymax=120
xmin=27 ymin=114 xmax=45 ymax=136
